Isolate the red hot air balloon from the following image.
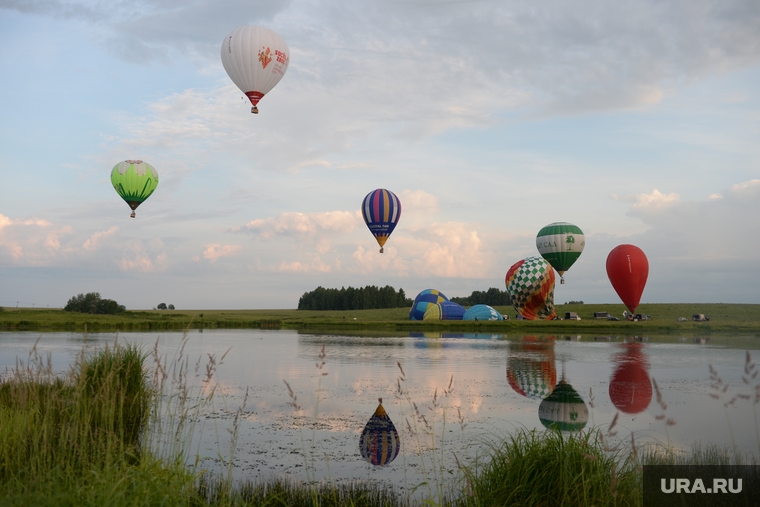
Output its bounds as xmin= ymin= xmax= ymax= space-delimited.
xmin=609 ymin=343 xmax=652 ymax=414
xmin=606 ymin=244 xmax=649 ymax=314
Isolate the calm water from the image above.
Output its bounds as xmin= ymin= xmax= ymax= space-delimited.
xmin=1 ymin=330 xmax=759 ymax=494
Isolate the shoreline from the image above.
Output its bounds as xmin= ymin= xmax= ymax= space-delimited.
xmin=2 ymin=303 xmax=759 ymax=334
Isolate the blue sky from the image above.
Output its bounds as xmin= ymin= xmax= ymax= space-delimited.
xmin=1 ymin=0 xmax=759 ymax=310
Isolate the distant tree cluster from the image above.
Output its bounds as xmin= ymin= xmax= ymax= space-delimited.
xmin=450 ymin=288 xmax=511 ymax=307
xmin=64 ymin=292 xmax=126 ymax=315
xmin=156 ymin=303 xmax=176 ymax=310
xmin=565 ymin=300 xmax=584 ymax=305
xmin=298 ymin=285 xmax=412 ymax=311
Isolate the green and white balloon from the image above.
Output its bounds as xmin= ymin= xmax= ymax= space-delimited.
xmin=110 ymin=160 xmax=159 ymax=218
xmin=536 ymin=222 xmax=585 ymax=284
xmin=538 ymin=380 xmax=589 ymax=432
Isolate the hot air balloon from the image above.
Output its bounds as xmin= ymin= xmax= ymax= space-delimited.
xmin=463 ymin=304 xmax=504 ymax=321
xmin=609 ymin=343 xmax=652 ymax=414
xmin=422 ymin=301 xmax=466 ymax=320
xmin=505 ymin=257 xmax=557 ymax=320
xmin=606 ymin=244 xmax=649 ymax=315
xmin=507 ymin=338 xmax=557 ymax=400
xmin=221 ymin=26 xmax=290 ymax=114
xmin=536 ymin=222 xmax=585 ymax=284
xmin=538 ymin=380 xmax=589 ymax=432
xmin=110 ymin=160 xmax=159 ymax=218
xmin=362 ymin=189 xmax=401 ymax=253
xmin=359 ymin=398 xmax=400 ymax=466
xmin=409 ymin=289 xmax=448 ymax=320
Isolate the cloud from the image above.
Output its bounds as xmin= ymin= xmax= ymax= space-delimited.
xmin=632 ymin=189 xmax=680 ymax=209
xmin=82 ymin=226 xmax=118 ymax=251
xmin=352 ymin=220 xmax=496 ymax=278
xmin=235 ymin=211 xmax=360 ymax=239
xmin=202 ymin=243 xmax=242 ymax=263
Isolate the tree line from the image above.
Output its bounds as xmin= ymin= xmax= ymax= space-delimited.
xmin=297 ymin=285 xmax=513 ymax=311
xmin=298 ymin=285 xmax=412 ymax=311
xmin=449 ymin=288 xmax=511 ymax=307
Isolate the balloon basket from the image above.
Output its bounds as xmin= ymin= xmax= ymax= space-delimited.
xmin=560 ymin=278 xmax=565 ymax=284
xmin=251 ymin=106 xmax=258 ymax=114
xmin=379 ymin=247 xmax=384 ymax=253
xmin=130 ymin=211 xmax=136 ymax=218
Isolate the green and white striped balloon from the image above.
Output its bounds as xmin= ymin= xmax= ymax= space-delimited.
xmin=536 ymin=222 xmax=585 ymax=284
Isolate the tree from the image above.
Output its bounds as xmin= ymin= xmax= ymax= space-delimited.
xmin=157 ymin=303 xmax=167 ymax=310
xmin=64 ymin=292 xmax=125 ymax=314
xmin=168 ymin=304 xmax=175 ymax=310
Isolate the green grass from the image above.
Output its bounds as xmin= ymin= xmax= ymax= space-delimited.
xmin=1 ymin=303 xmax=759 ymax=333
xmin=455 ymin=429 xmax=642 ymax=507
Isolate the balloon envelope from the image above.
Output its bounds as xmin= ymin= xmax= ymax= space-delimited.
xmin=507 ymin=340 xmax=557 ymax=400
xmin=609 ymin=343 xmax=652 ymax=414
xmin=463 ymin=304 xmax=504 ymax=321
xmin=221 ymin=26 xmax=290 ymax=113
xmin=423 ymin=301 xmax=466 ymax=320
xmin=359 ymin=401 xmax=400 ymax=466
xmin=606 ymin=244 xmax=649 ymax=314
xmin=536 ymin=222 xmax=585 ymax=283
xmin=505 ymin=257 xmax=557 ymax=320
xmin=409 ymin=289 xmax=448 ymax=320
xmin=110 ymin=160 xmax=159 ymax=218
xmin=538 ymin=380 xmax=589 ymax=432
xmin=362 ymin=189 xmax=401 ymax=253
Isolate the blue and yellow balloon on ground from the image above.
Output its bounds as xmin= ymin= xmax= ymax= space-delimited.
xmin=409 ymin=289 xmax=449 ymax=320
xmin=422 ymin=301 xmax=466 ymax=320
xmin=359 ymin=398 xmax=400 ymax=466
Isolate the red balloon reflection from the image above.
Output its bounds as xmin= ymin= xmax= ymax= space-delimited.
xmin=609 ymin=342 xmax=652 ymax=414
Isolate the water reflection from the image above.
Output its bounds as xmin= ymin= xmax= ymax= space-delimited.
xmin=506 ymin=336 xmax=557 ymax=401
xmin=609 ymin=341 xmax=653 ymax=414
xmin=1 ymin=329 xmax=758 ymax=493
xmin=538 ymin=380 xmax=589 ymax=432
xmin=359 ymin=398 xmax=400 ymax=466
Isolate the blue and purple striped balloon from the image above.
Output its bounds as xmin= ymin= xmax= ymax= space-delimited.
xmin=362 ymin=189 xmax=401 ymax=253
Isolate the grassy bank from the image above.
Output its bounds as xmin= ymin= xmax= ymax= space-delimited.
xmin=1 ymin=303 xmax=759 ymax=334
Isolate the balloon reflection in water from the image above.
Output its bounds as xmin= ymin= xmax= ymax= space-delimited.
xmin=359 ymin=398 xmax=400 ymax=466
xmin=538 ymin=380 xmax=589 ymax=432
xmin=507 ymin=337 xmax=557 ymax=401
xmin=609 ymin=341 xmax=652 ymax=414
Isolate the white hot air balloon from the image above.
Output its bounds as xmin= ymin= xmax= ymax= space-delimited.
xmin=220 ymin=26 xmax=290 ymax=114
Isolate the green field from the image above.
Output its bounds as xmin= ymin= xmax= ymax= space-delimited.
xmin=2 ymin=303 xmax=759 ymax=334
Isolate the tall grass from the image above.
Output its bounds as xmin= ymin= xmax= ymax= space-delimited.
xmin=0 ymin=338 xmax=198 ymax=504
xmin=454 ymin=428 xmax=642 ymax=507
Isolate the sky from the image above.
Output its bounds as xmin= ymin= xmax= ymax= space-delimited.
xmin=1 ymin=0 xmax=759 ymax=310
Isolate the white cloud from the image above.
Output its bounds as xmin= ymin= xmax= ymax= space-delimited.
xmin=82 ymin=226 xmax=118 ymax=251
xmin=632 ymin=189 xmax=680 ymax=209
xmin=235 ymin=211 xmax=360 ymax=239
xmin=202 ymin=243 xmax=242 ymax=263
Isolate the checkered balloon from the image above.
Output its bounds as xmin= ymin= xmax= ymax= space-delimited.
xmin=505 ymin=257 xmax=557 ymax=320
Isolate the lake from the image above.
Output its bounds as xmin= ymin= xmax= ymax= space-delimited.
xmin=1 ymin=329 xmax=759 ymax=496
